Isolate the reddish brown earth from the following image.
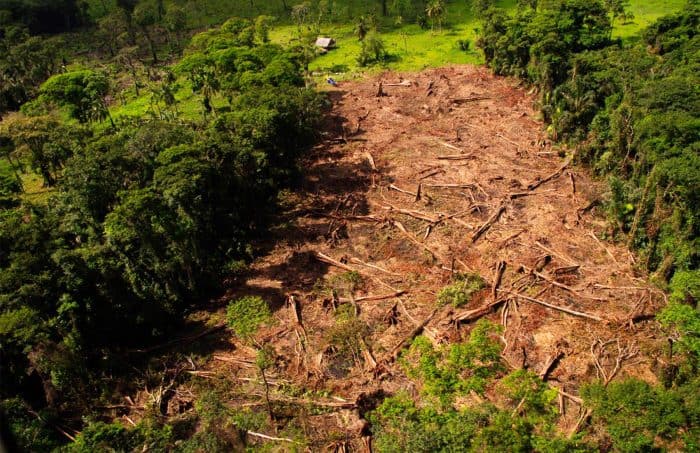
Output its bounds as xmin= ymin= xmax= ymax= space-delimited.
xmin=126 ymin=66 xmax=670 ymax=448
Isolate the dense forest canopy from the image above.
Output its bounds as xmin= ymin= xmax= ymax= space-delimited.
xmin=0 ymin=0 xmax=698 ymax=451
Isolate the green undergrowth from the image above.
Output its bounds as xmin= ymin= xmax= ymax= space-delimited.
xmin=226 ymin=295 xmax=272 ymax=339
xmin=437 ymin=272 xmax=486 ymax=307
xmin=400 ymin=320 xmax=504 ymax=406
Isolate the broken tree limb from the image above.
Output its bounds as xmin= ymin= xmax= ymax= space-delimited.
xmin=539 ymin=350 xmax=565 ymax=380
xmin=383 ymin=81 xmax=412 ymax=87
xmin=472 ymin=203 xmax=507 ymax=243
xmin=382 ymin=205 xmax=440 ymax=223
xmin=349 ymin=257 xmax=401 ymax=277
xmin=534 ymin=241 xmax=579 ymax=267
xmin=129 ymin=324 xmax=227 ymax=354
xmin=424 ymin=183 xmax=477 ymax=189
xmin=453 ymin=299 xmax=506 ymax=323
xmin=527 ymin=158 xmax=571 ymax=191
xmin=437 ymin=154 xmax=474 ymax=160
xmin=450 ymin=96 xmax=491 ymax=104
xmin=314 ymin=251 xmax=355 ymax=272
xmin=246 ymin=431 xmax=300 ymax=444
xmin=493 ymin=261 xmax=507 ymax=302
xmin=588 ymin=231 xmax=619 ymax=264
xmin=389 ymin=309 xmax=439 ymax=361
xmin=365 ymin=152 xmax=377 ymax=171
xmin=339 ymin=291 xmax=407 ymax=303
xmin=437 ymin=140 xmax=465 ymax=152
xmin=502 ymin=290 xmax=604 ymax=322
xmin=388 ymin=184 xmax=418 ymax=198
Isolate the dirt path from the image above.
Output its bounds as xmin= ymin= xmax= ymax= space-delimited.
xmin=203 ymin=65 xmax=666 ymax=446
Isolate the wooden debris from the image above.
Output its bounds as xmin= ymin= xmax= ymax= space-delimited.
xmin=539 ymin=350 xmax=565 ymax=380
xmin=388 ymin=309 xmax=439 ymax=361
xmin=503 ymin=290 xmax=605 ymax=322
xmin=365 ymin=152 xmax=377 ymax=171
xmin=588 ymin=231 xmax=619 ymax=264
xmin=472 ymin=203 xmax=507 ymax=243
xmin=424 ymin=183 xmax=477 ymax=189
xmin=246 ymin=431 xmax=300 ymax=444
xmin=349 ymin=257 xmax=401 ymax=276
xmin=437 ymin=154 xmax=474 ymax=160
xmin=591 ymin=338 xmax=639 ymax=385
xmin=453 ymin=299 xmax=506 ymax=323
xmin=388 ymin=183 xmax=419 ymax=198
xmin=527 ymin=158 xmax=571 ymax=191
xmin=492 ymin=261 xmax=507 ymax=302
xmin=315 ymin=251 xmax=356 ymax=272
xmin=338 ymin=291 xmax=406 ymax=303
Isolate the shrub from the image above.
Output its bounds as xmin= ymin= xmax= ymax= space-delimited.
xmin=226 ymin=296 xmax=271 ymax=339
xmin=437 ymin=273 xmax=485 ymax=307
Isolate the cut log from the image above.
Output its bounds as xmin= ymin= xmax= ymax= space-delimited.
xmin=437 ymin=154 xmax=474 ymax=160
xmin=453 ymin=299 xmax=506 ymax=323
xmin=503 ymin=290 xmax=604 ymax=322
xmin=492 ymin=261 xmax=507 ymax=302
xmin=472 ymin=203 xmax=507 ymax=243
xmin=527 ymin=158 xmax=571 ymax=191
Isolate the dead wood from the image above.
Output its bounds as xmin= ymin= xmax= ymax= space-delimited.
xmin=392 ymin=220 xmax=441 ymax=262
xmin=472 ymin=203 xmax=507 ymax=243
xmin=349 ymin=257 xmax=401 ymax=276
xmin=568 ymin=408 xmax=593 ymax=439
xmin=588 ymin=231 xmax=619 ymax=264
xmin=538 ymin=350 xmax=565 ymax=381
xmin=569 ymin=172 xmax=576 ymax=195
xmin=591 ymin=338 xmax=639 ymax=385
xmin=388 ymin=183 xmax=418 ymax=198
xmin=493 ymin=261 xmax=507 ymax=302
xmin=129 ymin=324 xmax=226 ymax=354
xmin=450 ymin=96 xmax=491 ymax=104
xmin=553 ymin=265 xmax=580 ymax=275
xmin=246 ymin=431 xmax=299 ymax=443
xmin=365 ymin=152 xmax=377 ymax=171
xmin=534 ymin=241 xmax=579 ymax=267
xmin=498 ymin=229 xmax=525 ymax=249
xmin=437 ymin=140 xmax=466 ymax=153
xmin=423 ymin=183 xmax=477 ymax=189
xmin=339 ymin=291 xmax=406 ymax=303
xmin=415 ymin=182 xmax=422 ymax=202
xmin=503 ymin=290 xmax=605 ymax=322
xmin=315 ymin=251 xmax=356 ymax=272
xmin=382 ymin=204 xmax=440 ymax=223
xmin=388 ymin=309 xmax=439 ymax=361
xmin=384 ymin=81 xmax=412 ymax=87
xmin=419 ymin=169 xmax=444 ymax=180
xmin=437 ymin=154 xmax=474 ymax=160
xmin=524 ymin=267 xmax=605 ymax=301
xmin=453 ymin=299 xmax=506 ymax=323
xmin=526 ymin=158 xmax=571 ymax=191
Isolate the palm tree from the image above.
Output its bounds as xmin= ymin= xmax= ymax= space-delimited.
xmin=426 ymin=0 xmax=445 ymax=33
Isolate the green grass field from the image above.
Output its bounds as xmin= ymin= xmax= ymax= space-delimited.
xmin=8 ymin=0 xmax=688 ymax=202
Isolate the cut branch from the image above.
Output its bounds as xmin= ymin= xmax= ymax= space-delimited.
xmin=527 ymin=158 xmax=571 ymax=191
xmin=472 ymin=203 xmax=507 ymax=243
xmin=388 ymin=309 xmax=439 ymax=361
xmin=503 ymin=290 xmax=604 ymax=322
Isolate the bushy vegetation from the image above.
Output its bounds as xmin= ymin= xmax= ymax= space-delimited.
xmin=400 ymin=320 xmax=504 ymax=405
xmin=226 ymin=296 xmax=272 ymax=339
xmin=437 ymin=272 xmax=485 ymax=307
xmin=477 ymin=0 xmax=698 ymax=282
xmin=0 ymin=15 xmax=320 ymax=448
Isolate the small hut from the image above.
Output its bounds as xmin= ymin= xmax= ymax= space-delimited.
xmin=314 ymin=37 xmax=336 ymax=52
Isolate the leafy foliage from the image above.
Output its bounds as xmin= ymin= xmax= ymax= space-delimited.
xmin=401 ymin=320 xmax=504 ymax=404
xmin=437 ymin=272 xmax=485 ymax=307
xmin=226 ymin=296 xmax=272 ymax=339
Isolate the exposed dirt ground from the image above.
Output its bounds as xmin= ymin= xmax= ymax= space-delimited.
xmin=138 ymin=66 xmax=671 ymax=449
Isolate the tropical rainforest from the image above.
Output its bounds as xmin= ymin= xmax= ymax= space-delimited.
xmin=0 ymin=0 xmax=698 ymax=451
